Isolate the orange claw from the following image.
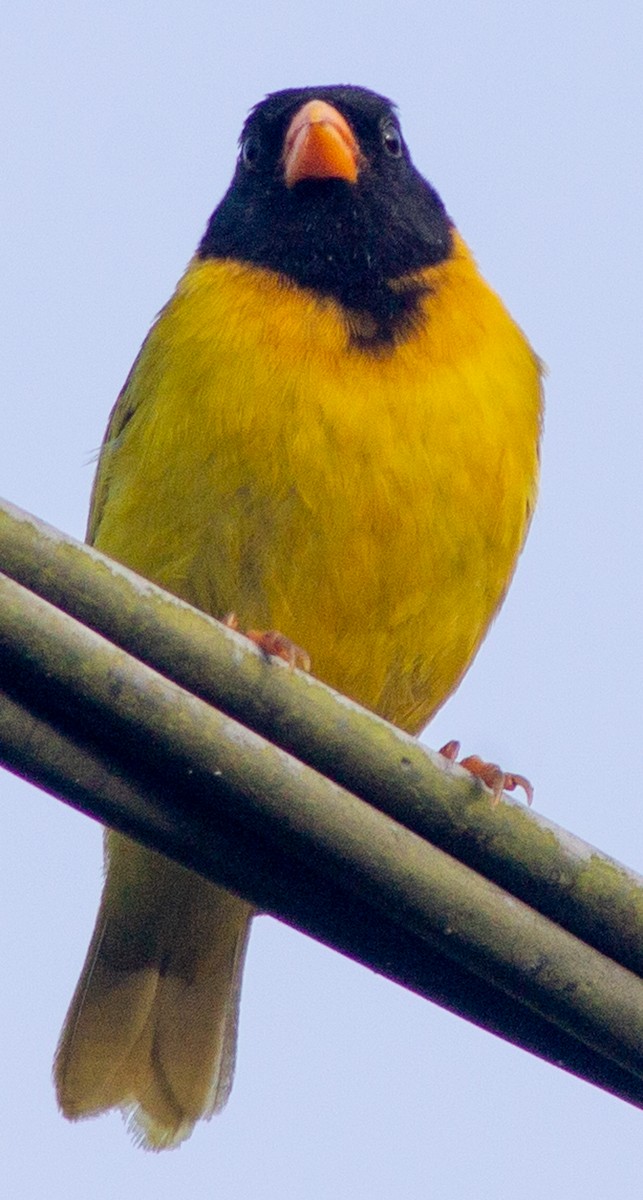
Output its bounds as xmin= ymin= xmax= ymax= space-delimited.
xmin=246 ymin=629 xmax=311 ymax=672
xmin=438 ymin=740 xmax=533 ymax=806
xmin=223 ymin=613 xmax=311 ymax=672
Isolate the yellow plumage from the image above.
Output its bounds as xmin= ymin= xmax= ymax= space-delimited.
xmin=55 ymin=87 xmax=542 ymax=1149
xmin=90 ymin=234 xmax=541 ymax=731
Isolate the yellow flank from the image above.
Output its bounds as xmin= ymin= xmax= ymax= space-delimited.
xmin=56 ymin=225 xmax=542 ymax=1151
xmin=91 ymin=231 xmax=541 ymax=733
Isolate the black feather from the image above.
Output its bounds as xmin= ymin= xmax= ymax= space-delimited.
xmin=198 ymin=86 xmax=453 ymax=349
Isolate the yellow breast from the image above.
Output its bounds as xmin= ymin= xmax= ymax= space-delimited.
xmin=92 ymin=232 xmax=542 ymax=733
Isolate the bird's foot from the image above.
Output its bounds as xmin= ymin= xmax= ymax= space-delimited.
xmin=438 ymin=740 xmax=533 ymax=806
xmin=223 ymin=613 xmax=311 ymax=671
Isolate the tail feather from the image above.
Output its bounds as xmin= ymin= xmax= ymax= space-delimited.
xmin=54 ymin=831 xmax=254 ymax=1149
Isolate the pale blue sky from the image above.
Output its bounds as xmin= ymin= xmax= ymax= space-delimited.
xmin=1 ymin=3 xmax=642 ymax=1196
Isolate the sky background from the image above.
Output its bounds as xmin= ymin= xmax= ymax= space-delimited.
xmin=1 ymin=2 xmax=642 ymax=1196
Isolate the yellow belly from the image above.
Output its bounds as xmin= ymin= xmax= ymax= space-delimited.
xmin=92 ymin=232 xmax=541 ymax=733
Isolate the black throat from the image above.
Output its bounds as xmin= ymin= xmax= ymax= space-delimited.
xmin=198 ymin=87 xmax=454 ymax=350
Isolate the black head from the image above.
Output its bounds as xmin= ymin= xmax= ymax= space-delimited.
xmin=198 ymin=86 xmax=453 ymax=348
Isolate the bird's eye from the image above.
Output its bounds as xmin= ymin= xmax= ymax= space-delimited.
xmin=241 ymin=136 xmax=259 ymax=167
xmin=381 ymin=121 xmax=402 ymax=158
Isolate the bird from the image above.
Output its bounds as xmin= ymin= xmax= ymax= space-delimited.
xmin=54 ymin=84 xmax=542 ymax=1150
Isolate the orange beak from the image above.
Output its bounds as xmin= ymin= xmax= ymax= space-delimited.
xmin=283 ymin=99 xmax=360 ymax=187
